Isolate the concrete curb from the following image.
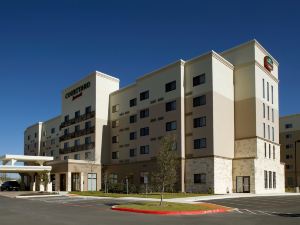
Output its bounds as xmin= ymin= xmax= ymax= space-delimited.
xmin=16 ymin=194 xmax=63 ymax=199
xmin=111 ymin=205 xmax=231 ymax=215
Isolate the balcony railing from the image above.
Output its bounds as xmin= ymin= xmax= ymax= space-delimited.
xmin=59 ymin=126 xmax=95 ymax=142
xmin=59 ymin=142 xmax=95 ymax=154
xmin=60 ymin=111 xmax=95 ymax=129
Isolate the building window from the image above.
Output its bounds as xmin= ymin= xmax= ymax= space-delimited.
xmin=286 ymin=134 xmax=292 ymax=139
xmin=193 ymin=74 xmax=205 ymax=86
xmin=140 ymin=109 xmax=149 ymax=118
xmin=64 ymin=156 xmax=69 ymax=160
xmin=112 ymin=151 xmax=119 ymax=159
xmin=193 ymin=95 xmax=206 ymax=107
xmin=166 ymin=101 xmax=176 ymax=112
xmin=272 ymin=127 xmax=274 ymax=141
xmin=51 ymin=128 xmax=55 ymax=134
xmin=51 ymin=139 xmax=55 ymax=145
xmin=85 ymin=106 xmax=92 ymax=114
xmin=109 ymin=174 xmax=118 ymax=184
xmin=140 ymin=90 xmax=149 ymax=101
xmin=74 ymin=154 xmax=80 ymax=160
xmin=264 ymin=142 xmax=267 ymax=158
xmin=85 ymin=121 xmax=92 ymax=129
xmin=64 ymin=142 xmax=69 ymax=149
xmin=34 ymin=133 xmax=37 ymax=138
xmin=267 ymin=82 xmax=269 ymax=101
xmin=140 ymin=145 xmax=150 ymax=154
xmin=264 ymin=170 xmax=268 ymax=188
xmin=273 ymin=146 xmax=275 ymax=159
xmin=64 ymin=128 xmax=69 ymax=135
xmin=85 ymin=152 xmax=92 ymax=160
xmin=165 ymin=81 xmax=176 ymax=92
xmin=129 ymin=148 xmax=136 ymax=157
xmin=129 ymin=98 xmax=137 ymax=107
xmin=85 ymin=136 xmax=91 ymax=145
xmin=75 ymin=110 xmax=80 ymax=118
xmin=269 ymin=144 xmax=271 ymax=159
xmin=194 ymin=138 xmax=206 ymax=149
xmin=194 ymin=173 xmax=206 ymax=184
xmin=269 ymin=171 xmax=272 ymax=188
xmin=285 ymin=123 xmax=293 ymax=129
xmin=268 ymin=125 xmax=270 ymax=140
xmin=129 ymin=132 xmax=137 ymax=140
xmin=112 ymin=120 xmax=119 ymax=128
xmin=129 ymin=115 xmax=137 ymax=123
xmin=273 ymin=173 xmax=276 ymax=188
xmin=112 ymin=104 xmax=119 ymax=113
xmin=50 ymin=150 xmax=54 ymax=156
xmin=271 ymin=85 xmax=274 ymax=104
xmin=140 ymin=172 xmax=149 ymax=184
xmin=64 ymin=115 xmax=69 ymax=122
xmin=166 ymin=121 xmax=177 ymax=131
xmin=140 ymin=127 xmax=149 ymax=136
xmin=112 ymin=136 xmax=119 ymax=144
xmin=263 ymin=79 xmax=265 ymax=99
xmin=287 ymin=177 xmax=293 ymax=186
xmin=74 ymin=139 xmax=80 ymax=146
xmin=263 ymin=123 xmax=266 ymax=138
xmin=267 ymin=106 xmax=270 ymax=120
xmin=272 ymin=109 xmax=274 ymax=122
xmin=286 ymin=144 xmax=293 ymax=149
xmin=263 ymin=103 xmax=265 ymax=118
xmin=194 ymin=117 xmax=206 ymax=128
xmin=28 ymin=135 xmax=31 ymax=140
xmin=75 ymin=125 xmax=80 ymax=132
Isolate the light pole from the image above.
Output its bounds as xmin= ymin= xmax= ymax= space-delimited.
xmin=294 ymin=140 xmax=300 ymax=188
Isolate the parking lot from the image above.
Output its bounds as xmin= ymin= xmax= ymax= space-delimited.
xmin=1 ymin=195 xmax=300 ymax=225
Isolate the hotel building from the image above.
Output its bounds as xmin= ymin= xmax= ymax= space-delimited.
xmin=24 ymin=39 xmax=284 ymax=194
xmin=280 ymin=114 xmax=300 ymax=188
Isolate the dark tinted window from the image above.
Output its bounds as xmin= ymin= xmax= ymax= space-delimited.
xmin=165 ymin=81 xmax=176 ymax=92
xmin=166 ymin=101 xmax=176 ymax=112
xmin=193 ymin=95 xmax=206 ymax=107
xmin=140 ymin=91 xmax=149 ymax=101
xmin=193 ymin=74 xmax=205 ymax=86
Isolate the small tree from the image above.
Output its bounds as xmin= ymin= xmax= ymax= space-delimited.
xmin=152 ymin=135 xmax=178 ymax=206
xmin=39 ymin=171 xmax=50 ymax=192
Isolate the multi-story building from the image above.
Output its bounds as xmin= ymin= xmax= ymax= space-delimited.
xmin=24 ymin=39 xmax=284 ymax=193
xmin=280 ymin=114 xmax=300 ymax=188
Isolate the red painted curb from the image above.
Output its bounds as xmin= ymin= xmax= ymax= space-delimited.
xmin=111 ymin=206 xmax=231 ymax=215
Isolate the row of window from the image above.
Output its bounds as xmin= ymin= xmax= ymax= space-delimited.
xmin=64 ymin=121 xmax=92 ymax=135
xmin=262 ymin=79 xmax=274 ymax=104
xmin=64 ymin=106 xmax=92 ymax=122
xmin=63 ymin=136 xmax=92 ymax=149
xmin=113 ymin=117 xmax=207 ymax=143
xmin=263 ymin=123 xmax=275 ymax=141
xmin=262 ymin=103 xmax=274 ymax=122
xmin=113 ymin=74 xmax=206 ymax=111
xmin=27 ymin=127 xmax=57 ymax=141
xmin=264 ymin=171 xmax=276 ymax=189
xmin=264 ymin=143 xmax=276 ymax=159
xmin=63 ymin=152 xmax=92 ymax=161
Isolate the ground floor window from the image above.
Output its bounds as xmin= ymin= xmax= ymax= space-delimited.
xmin=264 ymin=170 xmax=268 ymax=188
xmin=273 ymin=172 xmax=276 ymax=188
xmin=109 ymin=173 xmax=118 ymax=184
xmin=194 ymin=173 xmax=206 ymax=184
xmin=264 ymin=170 xmax=276 ymax=189
xmin=140 ymin=172 xmax=149 ymax=184
xmin=269 ymin=171 xmax=272 ymax=188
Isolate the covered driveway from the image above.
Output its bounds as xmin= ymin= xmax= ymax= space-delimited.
xmin=0 ymin=155 xmax=53 ymax=191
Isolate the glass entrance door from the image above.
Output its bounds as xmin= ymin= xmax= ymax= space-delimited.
xmin=71 ymin=173 xmax=80 ymax=191
xmin=88 ymin=173 xmax=97 ymax=191
xmin=236 ymin=176 xmax=250 ymax=193
xmin=60 ymin=174 xmax=66 ymax=191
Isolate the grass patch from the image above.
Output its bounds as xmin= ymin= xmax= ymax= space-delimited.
xmin=70 ymin=191 xmax=211 ymax=199
xmin=115 ymin=202 xmax=224 ymax=211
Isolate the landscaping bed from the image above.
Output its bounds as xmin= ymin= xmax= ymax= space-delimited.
xmin=111 ymin=202 xmax=231 ymax=215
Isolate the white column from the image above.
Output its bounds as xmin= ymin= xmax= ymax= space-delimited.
xmin=55 ymin=173 xmax=60 ymax=191
xmin=67 ymin=172 xmax=72 ymax=192
xmin=80 ymin=173 xmax=84 ymax=191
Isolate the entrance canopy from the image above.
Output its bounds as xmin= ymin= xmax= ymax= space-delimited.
xmin=0 ymin=154 xmax=53 ymax=173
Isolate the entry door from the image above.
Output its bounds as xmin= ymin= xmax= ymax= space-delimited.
xmin=51 ymin=174 xmax=56 ymax=191
xmin=236 ymin=176 xmax=250 ymax=193
xmin=60 ymin=174 xmax=66 ymax=191
xmin=88 ymin=173 xmax=97 ymax=191
xmin=71 ymin=173 xmax=80 ymax=191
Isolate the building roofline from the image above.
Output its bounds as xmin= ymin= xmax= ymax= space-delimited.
xmin=280 ymin=113 xmax=300 ymax=119
xmin=221 ymin=39 xmax=279 ymax=66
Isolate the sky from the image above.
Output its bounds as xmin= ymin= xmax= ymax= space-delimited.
xmin=0 ymin=0 xmax=299 ymax=156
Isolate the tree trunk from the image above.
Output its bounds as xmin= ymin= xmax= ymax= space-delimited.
xmin=160 ymin=183 xmax=165 ymax=206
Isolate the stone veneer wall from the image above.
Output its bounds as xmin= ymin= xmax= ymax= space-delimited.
xmin=232 ymin=159 xmax=255 ymax=193
xmin=185 ymin=157 xmax=214 ymax=193
xmin=214 ymin=157 xmax=233 ymax=194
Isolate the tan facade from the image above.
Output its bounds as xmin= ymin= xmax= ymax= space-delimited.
xmin=280 ymin=114 xmax=300 ymax=187
xmin=24 ymin=39 xmax=284 ymax=194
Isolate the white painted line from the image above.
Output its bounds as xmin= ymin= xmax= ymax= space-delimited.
xmin=243 ymin=209 xmax=257 ymax=214
xmin=257 ymin=210 xmax=273 ymax=216
xmin=233 ymin=208 xmax=243 ymax=214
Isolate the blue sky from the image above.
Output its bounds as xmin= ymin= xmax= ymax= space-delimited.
xmin=0 ymin=0 xmax=299 ymax=156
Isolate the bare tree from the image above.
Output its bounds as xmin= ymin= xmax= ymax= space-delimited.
xmin=152 ymin=135 xmax=178 ymax=206
xmin=39 ymin=171 xmax=50 ymax=192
